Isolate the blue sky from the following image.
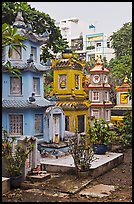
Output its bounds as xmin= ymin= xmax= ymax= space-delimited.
xmin=28 ymin=2 xmax=132 ymax=35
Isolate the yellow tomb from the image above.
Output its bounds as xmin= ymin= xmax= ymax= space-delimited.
xmin=50 ymin=49 xmax=91 ymax=133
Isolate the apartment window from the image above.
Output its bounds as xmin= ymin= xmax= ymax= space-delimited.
xmin=92 ymin=91 xmax=99 ymax=101
xmin=33 ymin=77 xmax=40 ymax=95
xmin=9 ymin=114 xmax=23 ymax=135
xmin=105 ymin=110 xmax=110 ymax=121
xmin=96 ymin=42 xmax=101 ymax=47
xmin=10 ymin=76 xmax=22 ymax=95
xmin=11 ymin=46 xmax=22 ymax=60
xmin=65 ymin=116 xmax=70 ymax=131
xmin=35 ymin=114 xmax=43 ymax=134
xmin=31 ymin=46 xmax=37 ymax=61
xmin=92 ymin=110 xmax=99 ymax=119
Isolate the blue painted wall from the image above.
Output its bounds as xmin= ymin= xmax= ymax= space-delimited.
xmin=2 ymin=28 xmax=65 ymax=144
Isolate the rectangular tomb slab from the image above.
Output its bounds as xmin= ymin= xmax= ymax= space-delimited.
xmin=2 ymin=177 xmax=10 ymax=194
xmin=40 ymin=152 xmax=124 ymax=178
xmin=26 ymin=173 xmax=51 ymax=182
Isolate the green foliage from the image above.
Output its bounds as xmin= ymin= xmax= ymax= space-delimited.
xmin=2 ymin=23 xmax=27 ymax=77
xmin=86 ymin=45 xmax=95 ymax=50
xmin=2 ymin=130 xmax=34 ymax=177
xmin=43 ymin=70 xmax=53 ymax=97
xmin=89 ymin=118 xmax=116 ymax=145
xmin=2 ymin=2 xmax=68 ymax=62
xmin=109 ymin=55 xmax=132 ymax=84
xmin=114 ymin=111 xmax=132 ymax=148
xmin=109 ymin=22 xmax=132 ymax=85
xmin=2 ymin=23 xmax=26 ymax=49
xmin=110 ymin=22 xmax=132 ymax=58
xmin=69 ymin=131 xmax=94 ymax=176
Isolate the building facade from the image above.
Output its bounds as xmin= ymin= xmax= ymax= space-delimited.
xmin=111 ymin=76 xmax=132 ymax=124
xmin=88 ymin=57 xmax=113 ymax=121
xmin=56 ymin=18 xmax=115 ymax=62
xmin=2 ymin=11 xmax=65 ymax=144
xmin=86 ymin=33 xmax=114 ymax=62
xmin=50 ymin=49 xmax=91 ymax=133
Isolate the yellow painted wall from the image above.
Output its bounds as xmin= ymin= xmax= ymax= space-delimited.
xmin=64 ymin=109 xmax=89 ymax=133
xmin=51 ymin=69 xmax=86 ymax=98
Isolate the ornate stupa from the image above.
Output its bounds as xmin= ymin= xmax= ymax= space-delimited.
xmin=50 ymin=48 xmax=91 ymax=133
xmin=87 ymin=57 xmax=113 ymax=121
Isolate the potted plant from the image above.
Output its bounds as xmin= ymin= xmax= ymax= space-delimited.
xmin=2 ymin=130 xmax=34 ymax=188
xmin=88 ymin=118 xmax=115 ymax=154
xmin=68 ymin=131 xmax=94 ymax=177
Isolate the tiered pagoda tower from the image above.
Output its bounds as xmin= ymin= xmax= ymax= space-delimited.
xmin=50 ymin=49 xmax=91 ymax=133
xmin=111 ymin=76 xmax=132 ymax=124
xmin=88 ymin=57 xmax=113 ymax=121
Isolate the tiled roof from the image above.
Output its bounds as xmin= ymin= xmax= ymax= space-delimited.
xmin=2 ymin=98 xmax=55 ymax=109
xmin=2 ymin=61 xmax=51 ymax=72
xmin=53 ymin=59 xmax=83 ymax=70
xmin=56 ymin=101 xmax=89 ymax=110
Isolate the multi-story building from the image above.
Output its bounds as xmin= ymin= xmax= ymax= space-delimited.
xmin=86 ymin=33 xmax=114 ymax=62
xmin=56 ymin=18 xmax=115 ymax=62
xmin=2 ymin=11 xmax=65 ymax=144
xmin=55 ymin=18 xmax=89 ymax=60
xmin=88 ymin=57 xmax=113 ymax=121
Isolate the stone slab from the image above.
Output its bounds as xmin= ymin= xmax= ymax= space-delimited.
xmin=40 ymin=152 xmax=124 ymax=178
xmin=2 ymin=177 xmax=10 ymax=194
xmin=79 ymin=184 xmax=115 ymax=198
xmin=21 ymin=174 xmax=93 ymax=194
xmin=26 ymin=173 xmax=51 ymax=182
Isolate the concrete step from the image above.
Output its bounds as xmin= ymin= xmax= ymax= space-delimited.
xmin=2 ymin=177 xmax=10 ymax=194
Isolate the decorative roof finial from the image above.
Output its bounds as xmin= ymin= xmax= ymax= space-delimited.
xmin=96 ymin=56 xmax=103 ymax=65
xmin=13 ymin=11 xmax=26 ymax=29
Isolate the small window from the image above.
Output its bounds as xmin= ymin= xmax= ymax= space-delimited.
xmin=33 ymin=77 xmax=40 ymax=95
xmin=92 ymin=110 xmax=99 ymax=119
xmin=78 ymin=115 xmax=85 ymax=133
xmin=92 ymin=91 xmax=99 ymax=101
xmin=65 ymin=116 xmax=70 ymax=131
xmin=11 ymin=46 xmax=22 ymax=60
xmin=104 ymin=91 xmax=109 ymax=101
xmin=75 ymin=74 xmax=80 ymax=89
xmin=9 ymin=114 xmax=23 ymax=135
xmin=10 ymin=76 xmax=22 ymax=95
xmin=31 ymin=47 xmax=37 ymax=61
xmin=58 ymin=74 xmax=67 ymax=89
xmin=96 ymin=42 xmax=101 ymax=47
xmin=105 ymin=110 xmax=110 ymax=121
xmin=35 ymin=114 xmax=43 ymax=134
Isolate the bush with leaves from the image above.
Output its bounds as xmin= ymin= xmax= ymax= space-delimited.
xmin=89 ymin=117 xmax=116 ymax=145
xmin=2 ymin=130 xmax=35 ymax=177
xmin=2 ymin=2 xmax=68 ymax=62
xmin=113 ymin=111 xmax=132 ymax=148
xmin=69 ymin=131 xmax=94 ymax=176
